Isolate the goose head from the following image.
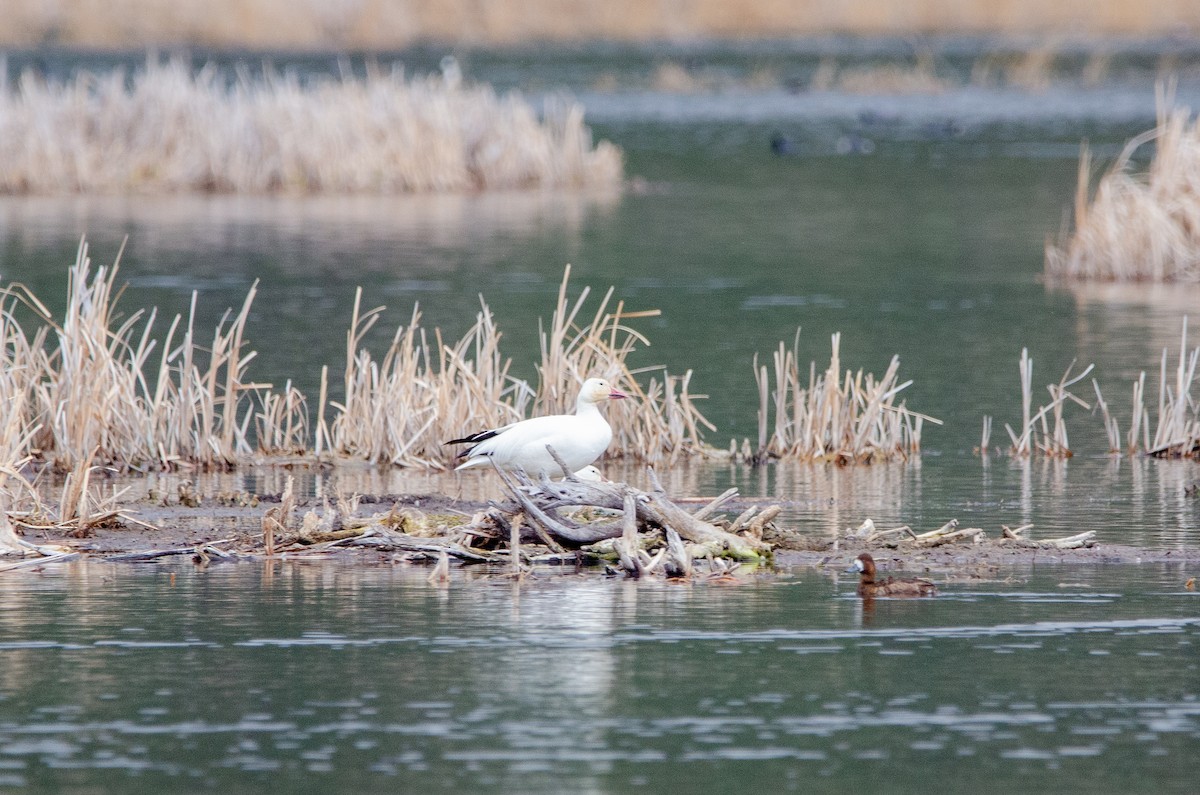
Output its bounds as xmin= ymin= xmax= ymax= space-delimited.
xmin=579 ymin=378 xmax=627 ymax=405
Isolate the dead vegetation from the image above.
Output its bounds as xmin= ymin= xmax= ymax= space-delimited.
xmin=2 ymin=242 xmax=934 ymax=484
xmin=982 ymin=319 xmax=1200 ymax=459
xmin=73 ymin=466 xmax=778 ymax=581
xmin=776 ymin=516 xmax=1097 ymax=553
xmin=325 ymin=264 xmax=714 ymax=467
xmin=0 ymin=245 xmax=712 ymax=477
xmin=812 ymin=51 xmax=953 ymax=95
xmin=745 ymin=332 xmax=938 ymax=464
xmin=0 ymin=58 xmax=621 ymax=194
xmin=1046 ymin=84 xmax=1200 ymax=283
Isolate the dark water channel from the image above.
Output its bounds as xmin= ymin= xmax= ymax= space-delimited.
xmin=0 ymin=561 xmax=1196 ymax=793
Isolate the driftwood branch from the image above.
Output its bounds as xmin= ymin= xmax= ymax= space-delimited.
xmin=692 ymin=488 xmax=740 ymax=521
xmin=915 ymin=526 xmax=985 ymax=547
xmin=0 ymin=552 xmax=81 ymax=571
xmin=663 ymin=527 xmax=692 ymax=579
xmin=998 ymin=526 xmax=1097 ymax=549
xmin=106 ymin=540 xmax=235 ymax=562
xmin=914 ymin=519 xmax=959 ymax=540
xmin=488 ymin=466 xmax=771 ymax=561
xmin=617 ymin=492 xmax=645 ymax=577
xmin=337 ymin=526 xmax=494 ymax=561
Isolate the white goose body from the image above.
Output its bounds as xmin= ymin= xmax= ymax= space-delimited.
xmin=447 ymin=378 xmax=626 ymax=475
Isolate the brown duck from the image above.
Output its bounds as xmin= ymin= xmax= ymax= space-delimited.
xmin=848 ymin=553 xmax=937 ymax=597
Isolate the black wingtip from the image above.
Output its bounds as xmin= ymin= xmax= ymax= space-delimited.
xmin=444 ymin=428 xmax=501 ymax=446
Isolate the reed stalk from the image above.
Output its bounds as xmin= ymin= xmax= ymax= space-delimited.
xmin=0 ymin=240 xmax=276 ymax=471
xmin=751 ymin=331 xmax=937 ymax=464
xmin=1147 ymin=317 xmax=1200 ymax=456
xmin=978 ymin=415 xmax=993 ymax=454
xmin=1092 ymin=378 xmax=1121 ymax=453
xmin=328 ymin=266 xmax=713 ymax=467
xmin=1003 ymin=350 xmax=1092 ymax=458
xmin=995 ymin=319 xmax=1200 ymax=459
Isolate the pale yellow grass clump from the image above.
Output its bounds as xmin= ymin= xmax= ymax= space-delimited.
xmin=328 ymin=265 xmax=714 ymax=469
xmin=749 ymin=332 xmax=938 ymax=464
xmin=1 ymin=240 xmax=276 ymax=471
xmin=1046 ymin=88 xmax=1200 ymax=282
xmin=4 ymin=1 xmax=1199 ymax=49
xmin=0 ymin=59 xmax=622 ymax=194
xmin=1093 ymin=319 xmax=1200 ymax=458
xmin=986 ymin=349 xmax=1093 ymax=458
xmin=0 ymin=248 xmax=707 ymax=473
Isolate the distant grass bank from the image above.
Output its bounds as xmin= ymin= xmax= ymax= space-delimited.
xmin=4 ymin=0 xmax=1199 ymax=49
xmin=0 ymin=60 xmax=621 ymax=194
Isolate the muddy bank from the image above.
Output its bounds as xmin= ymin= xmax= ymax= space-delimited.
xmin=15 ymin=490 xmax=1200 ymax=576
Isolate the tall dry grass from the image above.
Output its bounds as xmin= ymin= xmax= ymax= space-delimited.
xmin=0 ymin=59 xmax=621 ymax=194
xmin=1094 ymin=318 xmax=1200 ymax=458
xmin=1046 ymin=85 xmax=1200 ymax=282
xmin=0 ymin=240 xmax=279 ymax=471
xmin=815 ymin=50 xmax=953 ymax=95
xmin=0 ymin=246 xmax=710 ymax=473
xmin=328 ymin=265 xmax=714 ymax=468
xmin=328 ymin=292 xmax=531 ymax=468
xmin=749 ymin=332 xmax=937 ymax=464
xmin=995 ymin=349 xmax=1093 ymax=457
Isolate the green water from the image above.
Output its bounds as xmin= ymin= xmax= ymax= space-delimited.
xmin=0 ymin=562 xmax=1196 ymax=793
xmin=2 ymin=43 xmax=1200 ymax=792
xmin=0 ymin=139 xmax=1144 ymax=441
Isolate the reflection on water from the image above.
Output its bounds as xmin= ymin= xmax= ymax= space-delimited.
xmin=0 ymin=563 xmax=1193 ymax=792
xmin=0 ymin=189 xmax=620 ymax=268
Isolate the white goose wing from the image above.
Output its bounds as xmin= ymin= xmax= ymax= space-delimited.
xmin=450 ymin=413 xmax=611 ymax=473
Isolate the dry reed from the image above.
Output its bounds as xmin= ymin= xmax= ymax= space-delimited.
xmin=997 ymin=348 xmax=1092 ymax=457
xmin=1141 ymin=318 xmax=1200 ymax=457
xmin=1046 ymin=85 xmax=1200 ymax=282
xmin=327 ymin=292 xmax=531 ymax=468
xmin=0 ymin=59 xmax=621 ymax=194
xmin=1 ymin=239 xmax=275 ymax=471
xmin=328 ymin=265 xmax=714 ymax=468
xmin=749 ymin=331 xmax=938 ymax=464
xmin=822 ymin=51 xmax=953 ymax=95
xmin=3 ymin=1 xmax=1198 ymax=49
xmin=0 ymin=246 xmax=710 ymax=474
xmin=992 ymin=320 xmax=1200 ymax=459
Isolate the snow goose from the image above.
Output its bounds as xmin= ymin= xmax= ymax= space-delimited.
xmin=446 ymin=378 xmax=627 ymax=475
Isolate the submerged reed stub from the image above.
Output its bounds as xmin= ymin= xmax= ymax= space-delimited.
xmin=985 ymin=320 xmax=1200 ymax=460
xmin=0 ymin=59 xmax=622 ymax=194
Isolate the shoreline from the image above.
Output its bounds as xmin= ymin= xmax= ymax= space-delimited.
xmin=16 ymin=492 xmax=1200 ymax=573
xmin=4 ymin=2 xmax=1200 ymax=50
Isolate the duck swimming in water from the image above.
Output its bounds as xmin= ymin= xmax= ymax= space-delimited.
xmin=848 ymin=553 xmax=937 ymax=597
